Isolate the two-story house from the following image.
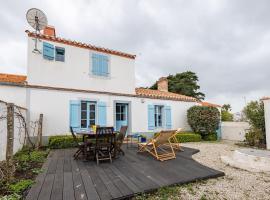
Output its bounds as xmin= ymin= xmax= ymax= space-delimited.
xmin=0 ymin=26 xmax=198 ymax=143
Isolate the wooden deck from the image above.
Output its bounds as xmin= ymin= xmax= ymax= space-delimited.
xmin=26 ymin=145 xmax=224 ymax=200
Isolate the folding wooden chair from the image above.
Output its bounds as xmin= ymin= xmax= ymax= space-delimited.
xmin=170 ymin=128 xmax=184 ymax=151
xmin=138 ymin=130 xmax=177 ymax=161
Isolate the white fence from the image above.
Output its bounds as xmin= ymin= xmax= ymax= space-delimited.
xmin=0 ymin=101 xmax=27 ymax=161
xmin=221 ymin=122 xmax=250 ymax=141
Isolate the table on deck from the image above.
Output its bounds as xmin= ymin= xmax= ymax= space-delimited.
xmin=76 ymin=130 xmax=117 ymax=158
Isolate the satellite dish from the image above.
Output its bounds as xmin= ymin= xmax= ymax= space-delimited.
xmin=26 ymin=8 xmax=48 ymax=53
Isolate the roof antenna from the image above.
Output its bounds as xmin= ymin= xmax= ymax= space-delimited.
xmin=26 ymin=8 xmax=48 ymax=54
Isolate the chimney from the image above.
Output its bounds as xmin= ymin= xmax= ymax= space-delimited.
xmin=43 ymin=25 xmax=56 ymax=37
xmin=157 ymin=77 xmax=168 ymax=92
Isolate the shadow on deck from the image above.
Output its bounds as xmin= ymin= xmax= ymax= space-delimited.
xmin=26 ymin=145 xmax=224 ymax=200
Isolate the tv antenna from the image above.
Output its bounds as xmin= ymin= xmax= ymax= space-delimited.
xmin=26 ymin=8 xmax=48 ymax=53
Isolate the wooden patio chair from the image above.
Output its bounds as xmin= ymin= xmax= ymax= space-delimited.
xmin=95 ymin=127 xmax=114 ymax=165
xmin=114 ymin=126 xmax=128 ymax=157
xmin=169 ymin=128 xmax=184 ymax=151
xmin=70 ymin=127 xmax=91 ymax=159
xmin=138 ymin=130 xmax=177 ymax=161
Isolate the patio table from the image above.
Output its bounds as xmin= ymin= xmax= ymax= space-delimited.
xmin=76 ymin=130 xmax=117 ymax=158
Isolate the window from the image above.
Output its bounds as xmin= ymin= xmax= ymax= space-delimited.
xmin=43 ymin=42 xmax=54 ymax=60
xmin=116 ymin=104 xmax=127 ymax=121
xmin=91 ymin=53 xmax=109 ymax=76
xmin=81 ymin=101 xmax=96 ymax=128
xmin=55 ymin=47 xmax=65 ymax=62
xmin=154 ymin=105 xmax=163 ymax=127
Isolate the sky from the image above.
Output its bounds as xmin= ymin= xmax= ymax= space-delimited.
xmin=1 ymin=0 xmax=270 ymax=112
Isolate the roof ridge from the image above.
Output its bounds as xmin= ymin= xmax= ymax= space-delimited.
xmin=25 ymin=30 xmax=136 ymax=59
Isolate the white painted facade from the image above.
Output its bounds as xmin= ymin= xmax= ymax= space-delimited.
xmin=262 ymin=99 xmax=270 ymax=149
xmin=0 ymin=32 xmax=198 ymax=147
xmin=27 ymin=37 xmax=136 ymax=94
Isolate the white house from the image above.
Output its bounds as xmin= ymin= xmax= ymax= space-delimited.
xmin=0 ymin=26 xmax=199 ymax=143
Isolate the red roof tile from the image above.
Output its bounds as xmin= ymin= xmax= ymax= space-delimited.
xmin=135 ymin=88 xmax=198 ymax=102
xmin=0 ymin=73 xmax=27 ymax=84
xmin=261 ymin=97 xmax=270 ymax=101
xmin=199 ymin=101 xmax=221 ymax=107
xmin=25 ymin=30 xmax=136 ymax=59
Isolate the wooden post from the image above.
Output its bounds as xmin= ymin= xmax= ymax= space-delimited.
xmin=6 ymin=103 xmax=14 ymax=180
xmin=36 ymin=113 xmax=43 ymax=149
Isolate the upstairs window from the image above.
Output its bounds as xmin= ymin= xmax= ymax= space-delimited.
xmin=43 ymin=42 xmax=54 ymax=60
xmin=55 ymin=47 xmax=65 ymax=62
xmin=91 ymin=53 xmax=109 ymax=76
xmin=154 ymin=105 xmax=163 ymax=127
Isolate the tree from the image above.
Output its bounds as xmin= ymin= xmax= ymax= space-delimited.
xmin=243 ymin=101 xmax=266 ymax=147
xmin=221 ymin=104 xmax=233 ymax=121
xmin=150 ymin=71 xmax=205 ymax=100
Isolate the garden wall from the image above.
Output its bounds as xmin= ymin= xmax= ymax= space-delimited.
xmin=221 ymin=122 xmax=249 ymax=141
xmin=0 ymin=101 xmax=27 ymax=161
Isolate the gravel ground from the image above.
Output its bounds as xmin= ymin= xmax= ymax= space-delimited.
xmin=138 ymin=141 xmax=270 ymax=200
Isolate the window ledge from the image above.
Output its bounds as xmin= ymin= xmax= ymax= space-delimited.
xmin=88 ymin=73 xmax=111 ymax=79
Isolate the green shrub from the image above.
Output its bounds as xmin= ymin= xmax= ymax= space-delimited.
xmin=14 ymin=149 xmax=49 ymax=163
xmin=245 ymin=129 xmax=264 ymax=147
xmin=202 ymin=133 xmax=217 ymax=141
xmin=8 ymin=179 xmax=34 ymax=194
xmin=187 ymin=106 xmax=220 ymax=136
xmin=0 ymin=194 xmax=21 ymax=200
xmin=174 ymin=132 xmax=202 ymax=143
xmin=48 ymin=135 xmax=81 ymax=149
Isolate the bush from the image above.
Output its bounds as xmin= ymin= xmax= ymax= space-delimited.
xmin=243 ymin=101 xmax=266 ymax=147
xmin=174 ymin=132 xmax=202 ymax=143
xmin=221 ymin=111 xmax=233 ymax=121
xmin=8 ymin=179 xmax=34 ymax=194
xmin=187 ymin=106 xmax=220 ymax=136
xmin=48 ymin=135 xmax=81 ymax=149
xmin=14 ymin=149 xmax=49 ymax=163
xmin=202 ymin=133 xmax=217 ymax=141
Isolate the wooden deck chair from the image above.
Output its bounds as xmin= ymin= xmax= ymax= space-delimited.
xmin=170 ymin=128 xmax=184 ymax=151
xmin=138 ymin=130 xmax=177 ymax=161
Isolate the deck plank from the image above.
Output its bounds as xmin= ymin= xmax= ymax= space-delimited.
xmin=26 ymin=146 xmax=224 ymax=200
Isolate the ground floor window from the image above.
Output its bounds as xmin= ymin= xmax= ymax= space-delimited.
xmin=154 ymin=105 xmax=163 ymax=127
xmin=81 ymin=101 xmax=96 ymax=128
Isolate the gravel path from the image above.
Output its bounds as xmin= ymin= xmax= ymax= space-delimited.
xmin=177 ymin=141 xmax=270 ymax=200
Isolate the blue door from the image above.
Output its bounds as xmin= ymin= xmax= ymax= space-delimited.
xmin=116 ymin=103 xmax=128 ymax=131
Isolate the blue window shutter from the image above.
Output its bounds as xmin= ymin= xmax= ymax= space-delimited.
xmin=70 ymin=100 xmax=81 ymax=130
xmin=97 ymin=101 xmax=107 ymax=126
xmin=91 ymin=53 xmax=109 ymax=76
xmin=43 ymin=42 xmax=54 ymax=60
xmin=148 ymin=105 xmax=155 ymax=130
xmin=165 ymin=106 xmax=172 ymax=130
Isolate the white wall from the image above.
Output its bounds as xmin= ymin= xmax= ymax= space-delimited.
xmin=27 ymin=37 xmax=136 ymax=94
xmin=263 ymin=99 xmax=270 ymax=149
xmin=0 ymin=102 xmax=26 ymax=161
xmin=221 ymin=122 xmax=250 ymax=141
xmin=0 ymin=85 xmax=27 ymax=108
xmin=28 ymin=87 xmax=196 ymax=137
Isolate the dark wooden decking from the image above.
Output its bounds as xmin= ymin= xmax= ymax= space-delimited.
xmin=26 ymin=146 xmax=224 ymax=200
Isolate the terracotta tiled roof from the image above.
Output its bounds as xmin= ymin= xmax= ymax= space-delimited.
xmin=199 ymin=101 xmax=221 ymax=107
xmin=0 ymin=73 xmax=27 ymax=84
xmin=25 ymin=30 xmax=136 ymax=59
xmin=135 ymin=88 xmax=198 ymax=102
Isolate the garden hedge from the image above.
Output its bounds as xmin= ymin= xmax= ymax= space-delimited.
xmin=187 ymin=106 xmax=220 ymax=136
xmin=48 ymin=135 xmax=82 ymax=149
xmin=174 ymin=132 xmax=202 ymax=143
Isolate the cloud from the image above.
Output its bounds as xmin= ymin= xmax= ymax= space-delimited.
xmin=0 ymin=0 xmax=270 ymax=112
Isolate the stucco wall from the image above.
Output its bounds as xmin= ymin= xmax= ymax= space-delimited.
xmin=263 ymin=99 xmax=270 ymax=149
xmin=221 ymin=122 xmax=250 ymax=141
xmin=0 ymin=102 xmax=26 ymax=161
xmin=28 ymin=87 xmax=196 ymax=138
xmin=0 ymin=85 xmax=27 ymax=108
xmin=27 ymin=37 xmax=136 ymax=94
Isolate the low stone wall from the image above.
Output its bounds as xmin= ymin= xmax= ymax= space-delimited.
xmin=221 ymin=122 xmax=250 ymax=141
